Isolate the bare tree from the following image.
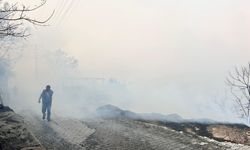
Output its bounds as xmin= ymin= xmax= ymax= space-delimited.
xmin=227 ymin=62 xmax=250 ymax=123
xmin=0 ymin=0 xmax=53 ymax=106
xmin=0 ymin=0 xmax=53 ymax=38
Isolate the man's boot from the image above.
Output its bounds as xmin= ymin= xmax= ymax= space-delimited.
xmin=42 ymin=113 xmax=46 ymax=120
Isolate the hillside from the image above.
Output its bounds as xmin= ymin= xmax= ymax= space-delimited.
xmin=96 ymin=104 xmax=183 ymax=122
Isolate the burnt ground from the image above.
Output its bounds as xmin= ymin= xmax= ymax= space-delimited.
xmin=2 ymin=107 xmax=250 ymax=150
xmin=83 ymin=118 xmax=231 ymax=150
xmin=95 ymin=104 xmax=250 ymax=147
xmin=149 ymin=121 xmax=250 ymax=145
xmin=0 ymin=107 xmax=43 ymax=150
xmin=21 ymin=112 xmax=235 ymax=150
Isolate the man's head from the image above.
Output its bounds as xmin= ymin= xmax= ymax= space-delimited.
xmin=46 ymin=85 xmax=51 ymax=91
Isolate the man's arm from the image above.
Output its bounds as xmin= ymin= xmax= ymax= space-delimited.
xmin=38 ymin=91 xmax=43 ymax=103
xmin=50 ymin=90 xmax=53 ymax=101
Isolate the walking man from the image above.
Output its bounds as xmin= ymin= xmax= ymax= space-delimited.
xmin=39 ymin=85 xmax=53 ymax=121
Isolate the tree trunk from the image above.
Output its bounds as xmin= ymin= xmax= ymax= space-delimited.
xmin=247 ymin=100 xmax=250 ymax=124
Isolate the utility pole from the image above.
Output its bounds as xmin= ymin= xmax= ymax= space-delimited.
xmin=34 ymin=45 xmax=38 ymax=80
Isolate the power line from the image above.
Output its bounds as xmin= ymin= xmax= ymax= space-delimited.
xmin=61 ymin=0 xmax=80 ymax=25
xmin=57 ymin=0 xmax=76 ymax=26
xmin=54 ymin=0 xmax=68 ymax=25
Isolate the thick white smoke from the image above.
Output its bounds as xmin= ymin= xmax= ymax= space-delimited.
xmin=2 ymin=0 xmax=250 ymax=124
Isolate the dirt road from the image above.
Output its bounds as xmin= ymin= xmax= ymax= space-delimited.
xmin=22 ymin=113 xmax=94 ymax=150
xmin=84 ymin=119 xmax=229 ymax=150
xmin=22 ymin=113 xmax=250 ymax=150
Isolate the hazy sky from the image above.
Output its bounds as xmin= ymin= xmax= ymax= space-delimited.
xmin=12 ymin=0 xmax=250 ymax=120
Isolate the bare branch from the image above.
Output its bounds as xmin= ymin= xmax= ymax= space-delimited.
xmin=0 ymin=0 xmax=53 ymax=38
xmin=227 ymin=63 xmax=250 ymax=122
xmin=0 ymin=1 xmax=46 ymax=13
xmin=231 ymin=89 xmax=248 ymax=117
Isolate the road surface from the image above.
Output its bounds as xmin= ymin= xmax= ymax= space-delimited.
xmin=22 ymin=113 xmax=250 ymax=150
